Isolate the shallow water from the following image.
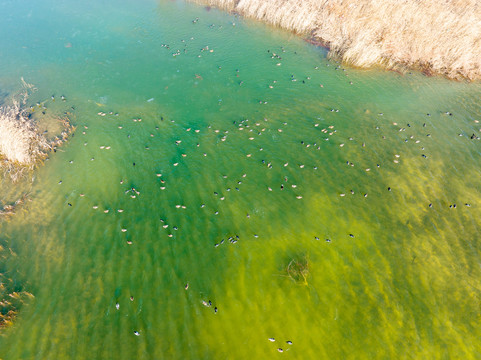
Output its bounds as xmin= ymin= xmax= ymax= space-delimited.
xmin=1 ymin=0 xmax=481 ymax=359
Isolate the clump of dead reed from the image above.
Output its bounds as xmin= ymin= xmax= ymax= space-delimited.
xmin=286 ymin=254 xmax=310 ymax=286
xmin=0 ymin=79 xmax=75 ymax=181
xmin=0 ymin=79 xmax=49 ymax=166
xmin=0 ymin=101 xmax=50 ymax=165
xmin=190 ymin=0 xmax=481 ymax=80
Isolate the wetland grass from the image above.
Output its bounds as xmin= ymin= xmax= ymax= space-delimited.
xmin=190 ymin=0 xmax=481 ymax=80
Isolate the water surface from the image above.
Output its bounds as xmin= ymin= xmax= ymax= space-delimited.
xmin=1 ymin=0 xmax=481 ymax=359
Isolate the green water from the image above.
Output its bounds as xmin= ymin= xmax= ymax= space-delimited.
xmin=1 ymin=0 xmax=481 ymax=358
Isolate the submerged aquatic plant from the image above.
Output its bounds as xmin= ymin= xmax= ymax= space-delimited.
xmin=0 ymin=194 xmax=29 ymax=219
xmin=0 ymin=279 xmax=33 ymax=329
xmin=190 ymin=0 xmax=481 ymax=80
xmin=286 ymin=254 xmax=310 ymax=286
xmin=0 ymin=245 xmax=34 ymax=329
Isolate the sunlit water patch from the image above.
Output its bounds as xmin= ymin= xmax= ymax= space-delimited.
xmin=1 ymin=0 xmax=481 ymax=359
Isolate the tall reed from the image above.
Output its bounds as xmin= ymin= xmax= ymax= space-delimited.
xmin=190 ymin=0 xmax=481 ymax=80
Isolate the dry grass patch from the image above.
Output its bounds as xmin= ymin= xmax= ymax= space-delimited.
xmin=190 ymin=0 xmax=481 ymax=80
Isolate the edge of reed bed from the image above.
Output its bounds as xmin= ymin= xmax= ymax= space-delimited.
xmin=190 ymin=0 xmax=481 ymax=81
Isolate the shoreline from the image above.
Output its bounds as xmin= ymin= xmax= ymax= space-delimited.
xmin=190 ymin=0 xmax=481 ymax=81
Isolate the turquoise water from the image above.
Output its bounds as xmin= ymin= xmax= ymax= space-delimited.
xmin=1 ymin=0 xmax=481 ymax=359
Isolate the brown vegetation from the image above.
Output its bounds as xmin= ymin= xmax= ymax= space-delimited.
xmin=190 ymin=0 xmax=481 ymax=80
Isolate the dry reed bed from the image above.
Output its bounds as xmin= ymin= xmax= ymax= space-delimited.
xmin=191 ymin=0 xmax=481 ymax=80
